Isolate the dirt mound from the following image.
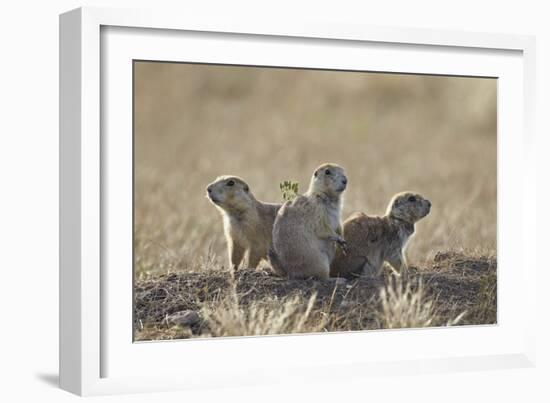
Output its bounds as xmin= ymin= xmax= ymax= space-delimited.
xmin=134 ymin=251 xmax=496 ymax=341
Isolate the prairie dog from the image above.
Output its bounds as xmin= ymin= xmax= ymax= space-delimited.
xmin=269 ymin=163 xmax=348 ymax=279
xmin=330 ymin=192 xmax=431 ymax=278
xmin=206 ymin=176 xmax=281 ymax=270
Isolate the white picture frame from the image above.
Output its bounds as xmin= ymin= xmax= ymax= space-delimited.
xmin=59 ymin=6 xmax=537 ymax=396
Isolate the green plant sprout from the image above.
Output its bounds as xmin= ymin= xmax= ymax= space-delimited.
xmin=279 ymin=180 xmax=299 ymax=202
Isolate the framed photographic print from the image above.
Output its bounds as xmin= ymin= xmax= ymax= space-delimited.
xmin=60 ymin=7 xmax=537 ymax=396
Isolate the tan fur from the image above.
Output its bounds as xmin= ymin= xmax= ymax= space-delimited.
xmin=330 ymin=191 xmax=431 ymax=278
xmin=269 ymin=163 xmax=348 ymax=279
xmin=207 ymin=176 xmax=281 ymax=270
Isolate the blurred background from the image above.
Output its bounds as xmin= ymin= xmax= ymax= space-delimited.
xmin=134 ymin=62 xmax=496 ymax=275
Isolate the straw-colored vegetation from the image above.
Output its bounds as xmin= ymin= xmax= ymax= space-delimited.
xmin=201 ymin=286 xmax=324 ymax=337
xmin=133 ymin=62 xmax=497 ymax=340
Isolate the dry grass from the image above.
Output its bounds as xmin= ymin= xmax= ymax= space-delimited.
xmin=201 ymin=281 xmax=325 ymax=337
xmin=377 ymin=276 xmax=436 ymax=329
xmin=134 ymin=252 xmax=496 ymax=341
xmin=463 ymin=270 xmax=497 ymax=325
xmin=133 ymin=62 xmax=497 ymax=340
xmin=376 ymin=275 xmax=467 ymax=329
xmin=134 ymin=62 xmax=496 ymax=275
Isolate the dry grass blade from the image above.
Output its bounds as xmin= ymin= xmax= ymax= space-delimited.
xmin=446 ymin=310 xmax=467 ymax=326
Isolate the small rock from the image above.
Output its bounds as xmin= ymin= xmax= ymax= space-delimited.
xmin=340 ymin=300 xmax=351 ymax=308
xmin=165 ymin=310 xmax=201 ymax=327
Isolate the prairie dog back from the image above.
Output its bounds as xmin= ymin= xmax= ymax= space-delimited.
xmin=330 ymin=192 xmax=431 ymax=278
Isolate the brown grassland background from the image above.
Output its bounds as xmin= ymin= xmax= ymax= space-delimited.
xmin=133 ymin=62 xmax=497 ymax=340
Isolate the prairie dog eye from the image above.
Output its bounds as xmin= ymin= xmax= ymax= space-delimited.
xmin=325 ymin=169 xmax=331 ymax=175
xmin=407 ymin=196 xmax=416 ymax=202
xmin=226 ymin=180 xmax=235 ymax=187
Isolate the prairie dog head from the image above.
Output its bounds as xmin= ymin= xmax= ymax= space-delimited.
xmin=206 ymin=176 xmax=255 ymax=214
xmin=308 ymin=163 xmax=348 ymax=198
xmin=387 ymin=192 xmax=431 ymax=224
